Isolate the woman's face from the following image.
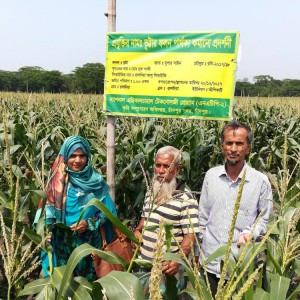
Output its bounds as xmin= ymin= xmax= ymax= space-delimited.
xmin=67 ymin=148 xmax=88 ymax=171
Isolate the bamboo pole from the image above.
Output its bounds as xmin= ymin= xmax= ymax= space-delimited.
xmin=106 ymin=0 xmax=116 ymax=201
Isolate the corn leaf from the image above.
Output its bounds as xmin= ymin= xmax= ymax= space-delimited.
xmin=18 ymin=278 xmax=51 ymax=296
xmin=269 ymin=273 xmax=290 ymax=299
xmin=94 ymin=270 xmax=145 ymax=300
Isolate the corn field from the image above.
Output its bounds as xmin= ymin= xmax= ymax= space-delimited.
xmin=0 ymin=92 xmax=299 ymax=299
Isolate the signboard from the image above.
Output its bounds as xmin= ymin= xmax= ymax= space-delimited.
xmin=103 ymin=32 xmax=239 ymax=120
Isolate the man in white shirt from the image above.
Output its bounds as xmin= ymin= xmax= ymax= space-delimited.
xmin=197 ymin=120 xmax=273 ymax=298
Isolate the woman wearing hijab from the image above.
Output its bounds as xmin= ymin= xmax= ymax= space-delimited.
xmin=34 ymin=136 xmax=117 ymax=281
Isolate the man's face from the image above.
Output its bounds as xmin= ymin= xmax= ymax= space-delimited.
xmin=67 ymin=148 xmax=88 ymax=171
xmin=221 ymin=127 xmax=250 ymax=165
xmin=154 ymin=153 xmax=180 ymax=183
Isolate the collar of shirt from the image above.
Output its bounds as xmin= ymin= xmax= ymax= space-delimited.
xmin=218 ymin=161 xmax=253 ymax=184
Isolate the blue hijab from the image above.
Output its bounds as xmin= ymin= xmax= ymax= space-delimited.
xmin=35 ymin=136 xmax=116 ymax=223
xmin=61 ymin=136 xmax=108 ymax=194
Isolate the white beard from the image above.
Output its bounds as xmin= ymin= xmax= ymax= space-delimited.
xmin=152 ymin=176 xmax=177 ymax=203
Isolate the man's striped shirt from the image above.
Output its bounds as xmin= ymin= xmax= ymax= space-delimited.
xmin=140 ymin=181 xmax=200 ymax=261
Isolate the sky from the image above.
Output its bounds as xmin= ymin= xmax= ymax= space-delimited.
xmin=1 ymin=0 xmax=300 ymax=82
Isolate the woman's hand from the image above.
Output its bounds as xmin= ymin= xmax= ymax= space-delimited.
xmin=45 ymin=233 xmax=52 ymax=243
xmin=91 ymin=253 xmax=99 ymax=261
xmin=70 ymin=220 xmax=88 ymax=233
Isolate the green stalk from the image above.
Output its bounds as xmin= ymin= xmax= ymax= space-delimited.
xmin=215 ymin=170 xmax=246 ymax=300
xmin=2 ymin=106 xmax=14 ymax=199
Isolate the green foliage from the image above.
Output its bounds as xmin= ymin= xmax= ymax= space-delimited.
xmin=0 ymin=94 xmax=299 ymax=299
xmin=1 ymin=65 xmax=300 ymax=96
xmin=0 ymin=63 xmax=105 ymax=93
xmin=235 ymin=77 xmax=300 ymax=97
xmin=71 ymin=63 xmax=105 ymax=94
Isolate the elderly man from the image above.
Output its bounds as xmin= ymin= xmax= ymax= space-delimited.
xmin=197 ymin=120 xmax=273 ymax=298
xmin=134 ymin=146 xmax=199 ymax=299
